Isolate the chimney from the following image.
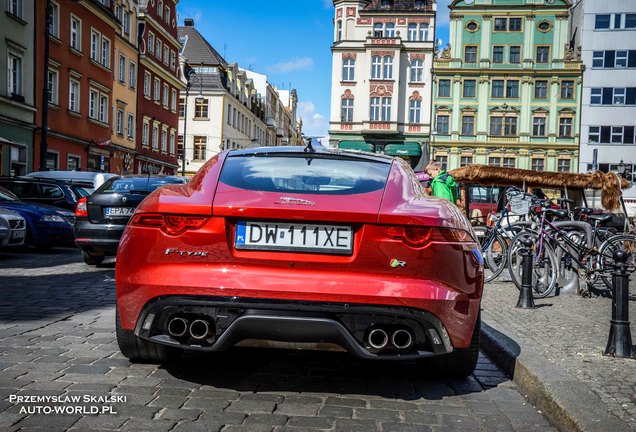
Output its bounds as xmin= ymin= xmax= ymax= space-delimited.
xmin=184 ymin=18 xmax=194 ymax=27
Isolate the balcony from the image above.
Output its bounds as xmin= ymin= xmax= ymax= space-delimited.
xmin=276 ymin=128 xmax=284 ymax=137
xmin=266 ymin=117 xmax=277 ymax=129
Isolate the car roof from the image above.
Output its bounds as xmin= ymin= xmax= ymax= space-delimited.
xmin=228 ymin=145 xmax=394 ymax=164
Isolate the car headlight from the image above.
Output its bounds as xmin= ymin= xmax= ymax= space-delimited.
xmin=40 ymin=215 xmax=66 ymax=223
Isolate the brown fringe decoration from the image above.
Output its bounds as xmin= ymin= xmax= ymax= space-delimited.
xmin=449 ymin=165 xmax=631 ymax=211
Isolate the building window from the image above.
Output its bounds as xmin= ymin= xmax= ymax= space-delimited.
xmin=509 ymin=18 xmax=522 ymax=31
xmin=67 ymin=155 xmax=80 ymax=171
xmin=170 ymin=51 xmax=176 ymax=70
xmin=494 ymin=17 xmax=522 ymax=32
xmin=509 ymin=46 xmax=521 ymax=63
xmin=438 ymin=79 xmax=451 ymax=97
xmin=535 ymin=80 xmax=548 ymax=99
xmin=559 ymin=117 xmax=573 ymax=137
xmin=536 ymin=46 xmax=550 ymax=63
xmin=488 ymin=157 xmax=502 ymax=166
xmin=163 ymin=46 xmax=169 ymax=64
xmin=494 ymin=17 xmax=507 ymax=31
xmin=418 ymin=23 xmax=429 ymax=41
xmin=613 ymin=87 xmax=626 ymax=104
xmin=463 ymin=79 xmax=476 ymax=97
xmin=409 ymin=99 xmax=421 ymax=123
xmin=590 ymin=88 xmax=602 ymax=104
xmin=466 ymin=21 xmax=479 ymax=32
xmin=195 ymin=98 xmax=208 ymax=118
xmin=99 ymin=94 xmax=108 ymax=123
xmin=47 ymin=69 xmax=58 ymax=105
xmin=171 ymin=89 xmax=177 ymax=111
xmin=410 ymin=59 xmax=423 ymax=82
xmin=491 ymin=80 xmax=505 ymax=98
xmin=532 ymin=116 xmax=546 ymax=136
xmin=385 ymin=22 xmax=395 ymax=38
xmin=127 ymin=114 xmax=134 ymax=139
xmin=373 ymin=23 xmax=383 ymax=37
xmin=589 ymin=126 xmax=600 ymax=143
xmin=143 ymin=72 xmax=151 ymax=97
xmin=461 ymin=115 xmax=475 ymax=135
xmin=156 ymin=40 xmax=162 ymax=60
xmin=123 ymin=10 xmax=131 ymax=35
xmin=116 ymin=109 xmax=124 ymax=135
xmin=142 ymin=121 xmax=149 ymax=146
xmin=169 ymin=131 xmax=175 ymax=154
xmin=336 ymin=20 xmax=342 ymax=41
xmin=129 ymin=62 xmax=136 ymax=88
xmin=90 ymin=30 xmax=100 ymax=61
xmin=119 ymin=55 xmax=126 ymax=83
xmin=382 ymin=56 xmax=393 ymax=79
xmin=490 ymin=116 xmax=517 ymax=136
xmin=152 ymin=124 xmax=159 ymax=149
xmin=557 ymin=159 xmax=571 ymax=172
xmin=7 ymin=52 xmax=22 ymax=96
xmin=506 ymin=80 xmax=519 ymax=98
xmin=464 ymin=46 xmax=477 ymax=63
xmin=341 ymin=98 xmax=354 ymax=122
xmin=193 ymin=136 xmax=206 ymax=161
xmin=157 ymin=0 xmax=163 ymax=19
xmin=381 ymin=97 xmax=391 ymax=121
xmin=615 ymin=50 xmax=628 ymax=68
xmin=369 ymin=97 xmax=380 ymax=121
xmin=69 ymin=79 xmax=80 ymax=112
xmin=531 ymin=158 xmax=545 ymax=171
xmin=161 ymin=129 xmax=167 ymax=152
xmin=153 ymin=78 xmax=160 ymax=101
xmin=595 ymin=14 xmax=611 ymax=29
xmin=148 ymin=32 xmax=155 ymax=55
xmin=407 ymin=23 xmax=429 ymax=41
xmin=460 ymin=156 xmax=473 ymax=167
xmin=70 ymin=16 xmax=81 ymax=50
xmin=101 ymin=36 xmax=110 ymax=68
xmin=48 ymin=2 xmax=59 ymax=37
xmin=492 ymin=46 xmax=504 ymax=63
xmin=342 ymin=58 xmax=355 ymax=81
xmin=503 ymin=158 xmax=515 ymax=168
xmin=177 ymin=135 xmax=183 ymax=158
xmin=436 ymin=114 xmax=450 ymax=134
xmin=587 ymin=125 xmax=636 ymax=144
xmin=371 ymin=56 xmax=382 ymax=79
xmin=8 ymin=0 xmax=23 ymax=18
xmin=179 ymin=98 xmax=186 ymax=117
xmin=163 ymin=83 xmax=169 ymax=106
xmin=88 ymin=89 xmax=97 ymax=119
xmin=408 ymin=23 xmax=417 ymax=40
xmin=436 ymin=156 xmax=448 ymax=171
xmin=165 ymin=5 xmax=170 ymax=24
xmin=592 ymin=51 xmax=604 ymax=68
xmin=561 ymin=80 xmax=575 ymax=99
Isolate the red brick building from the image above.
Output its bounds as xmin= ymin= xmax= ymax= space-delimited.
xmin=34 ymin=0 xmax=118 ymax=172
xmin=135 ymin=0 xmax=182 ymax=174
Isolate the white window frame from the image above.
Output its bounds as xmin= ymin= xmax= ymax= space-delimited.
xmin=171 ymin=89 xmax=177 ymax=111
xmin=382 ymin=56 xmax=393 ymax=79
xmin=371 ymin=56 xmax=382 ymax=79
xmin=47 ymin=68 xmax=59 ymax=105
xmin=127 ymin=113 xmax=134 ymax=139
xmin=163 ymin=46 xmax=169 ymax=64
xmin=129 ymin=61 xmax=136 ymax=88
xmin=118 ymin=54 xmax=126 ymax=83
xmin=370 ymin=96 xmax=380 ymax=121
xmin=407 ymin=23 xmax=417 ymax=41
xmin=148 ymin=32 xmax=155 ymax=56
xmin=101 ymin=36 xmax=111 ymax=68
xmin=154 ymin=78 xmax=160 ymax=101
xmin=342 ymin=58 xmax=355 ymax=81
xmin=157 ymin=0 xmax=163 ymax=20
xmin=156 ymin=39 xmax=163 ymax=61
xmin=8 ymin=0 xmax=23 ymax=18
xmin=341 ymin=98 xmax=353 ymax=122
xmin=49 ymin=1 xmax=59 ymax=38
xmin=142 ymin=121 xmax=149 ymax=146
xmin=409 ymin=99 xmax=421 ymax=123
xmin=90 ymin=29 xmax=100 ymax=61
xmin=144 ymin=72 xmax=151 ymax=97
xmin=88 ymin=89 xmax=98 ymax=119
xmin=69 ymin=78 xmax=80 ymax=113
xmin=169 ymin=130 xmax=175 ymax=154
xmin=116 ymin=109 xmax=124 ymax=135
xmin=70 ymin=16 xmax=81 ymax=51
xmin=381 ymin=97 xmax=391 ymax=121
xmin=152 ymin=124 xmax=159 ymax=149
xmin=613 ymin=87 xmax=626 ymax=105
xmin=163 ymin=83 xmax=169 ymax=107
xmin=161 ymin=128 xmax=168 ymax=152
xmin=7 ymin=51 xmax=22 ymax=96
xmin=99 ymin=94 xmax=108 ymax=123
xmin=410 ymin=59 xmax=423 ymax=82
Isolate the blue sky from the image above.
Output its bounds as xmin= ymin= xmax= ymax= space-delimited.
xmin=176 ymin=0 xmax=452 ymax=140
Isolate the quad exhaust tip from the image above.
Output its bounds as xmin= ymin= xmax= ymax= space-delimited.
xmin=189 ymin=319 xmax=211 ymax=340
xmin=167 ymin=317 xmax=188 ymax=338
xmin=368 ymin=328 xmax=389 ymax=349
xmin=392 ymin=329 xmax=413 ymax=349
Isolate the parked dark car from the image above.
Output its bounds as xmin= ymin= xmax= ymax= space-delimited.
xmin=0 ymin=177 xmax=91 ymax=211
xmin=75 ymin=175 xmax=189 ymax=265
xmin=0 ymin=186 xmax=75 ymax=248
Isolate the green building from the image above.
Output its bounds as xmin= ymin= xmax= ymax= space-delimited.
xmin=431 ymin=0 xmax=582 ymax=173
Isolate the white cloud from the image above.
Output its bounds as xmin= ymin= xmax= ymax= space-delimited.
xmin=436 ymin=0 xmax=452 ymax=27
xmin=269 ymin=57 xmax=314 ymax=73
xmin=297 ymin=101 xmax=329 ymax=141
xmin=322 ymin=0 xmax=334 ymax=8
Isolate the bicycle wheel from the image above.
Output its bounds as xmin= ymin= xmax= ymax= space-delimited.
xmin=474 ymin=227 xmax=508 ymax=282
xmin=597 ymin=234 xmax=636 ymax=290
xmin=507 ymin=231 xmax=559 ymax=298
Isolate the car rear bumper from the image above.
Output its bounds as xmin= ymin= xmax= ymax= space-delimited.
xmin=126 ymin=295 xmax=460 ymax=360
xmin=74 ymin=220 xmax=125 ymax=254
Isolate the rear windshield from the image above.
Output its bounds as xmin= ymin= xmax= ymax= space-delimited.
xmin=219 ymin=154 xmax=390 ymax=194
xmin=96 ymin=177 xmax=186 ymax=194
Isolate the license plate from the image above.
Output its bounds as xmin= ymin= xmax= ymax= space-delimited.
xmin=104 ymin=207 xmax=134 ymax=217
xmin=235 ymin=221 xmax=353 ymax=254
xmin=10 ymin=230 xmax=25 ymax=239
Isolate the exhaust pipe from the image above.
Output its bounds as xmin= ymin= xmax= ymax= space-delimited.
xmin=167 ymin=317 xmax=188 ymax=337
xmin=367 ymin=328 xmax=389 ymax=350
xmin=391 ymin=329 xmax=413 ymax=349
xmin=189 ymin=319 xmax=211 ymax=340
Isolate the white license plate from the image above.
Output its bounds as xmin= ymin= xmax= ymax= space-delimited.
xmin=104 ymin=207 xmax=134 ymax=217
xmin=235 ymin=221 xmax=353 ymax=254
xmin=10 ymin=230 xmax=25 ymax=239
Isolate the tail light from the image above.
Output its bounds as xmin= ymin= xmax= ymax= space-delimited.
xmin=75 ymin=197 xmax=88 ymax=217
xmin=384 ymin=226 xmax=473 ymax=248
xmin=131 ymin=213 xmax=209 ymax=236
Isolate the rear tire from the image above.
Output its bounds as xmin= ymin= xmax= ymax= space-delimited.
xmin=82 ymin=250 xmax=105 ymax=265
xmin=417 ymin=314 xmax=480 ymax=378
xmin=116 ymin=306 xmax=177 ymax=363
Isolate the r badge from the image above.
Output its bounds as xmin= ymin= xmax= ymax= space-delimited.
xmin=390 ymin=259 xmax=406 ymax=268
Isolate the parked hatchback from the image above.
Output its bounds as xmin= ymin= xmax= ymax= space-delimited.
xmin=74 ymin=175 xmax=189 ymax=265
xmin=0 ymin=208 xmax=26 ymax=248
xmin=0 ymin=177 xmax=91 ymax=211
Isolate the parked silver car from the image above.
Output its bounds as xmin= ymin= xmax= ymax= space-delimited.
xmin=0 ymin=208 xmax=26 ymax=247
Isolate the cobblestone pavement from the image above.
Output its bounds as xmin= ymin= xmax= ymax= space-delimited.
xmin=482 ymin=280 xmax=636 ymax=430
xmin=0 ymin=248 xmax=556 ymax=432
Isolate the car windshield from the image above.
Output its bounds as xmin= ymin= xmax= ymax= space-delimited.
xmin=71 ymin=186 xmax=92 ymax=197
xmin=96 ymin=177 xmax=186 ymax=194
xmin=0 ymin=186 xmax=18 ymax=201
xmin=220 ymin=154 xmax=391 ymax=194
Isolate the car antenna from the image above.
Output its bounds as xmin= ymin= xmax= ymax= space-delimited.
xmin=303 ymin=136 xmax=315 ymax=153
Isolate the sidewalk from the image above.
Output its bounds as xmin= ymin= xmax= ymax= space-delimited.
xmin=480 ymin=281 xmax=636 ymax=432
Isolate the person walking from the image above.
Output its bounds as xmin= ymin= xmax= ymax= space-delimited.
xmin=425 ymin=160 xmax=458 ymax=203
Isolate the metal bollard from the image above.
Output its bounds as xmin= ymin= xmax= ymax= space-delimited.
xmin=516 ymin=237 xmax=536 ymax=309
xmin=604 ymin=250 xmax=634 ymax=358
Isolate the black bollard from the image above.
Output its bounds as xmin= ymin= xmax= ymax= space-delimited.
xmin=604 ymin=250 xmax=634 ymax=358
xmin=516 ymin=237 xmax=536 ymax=309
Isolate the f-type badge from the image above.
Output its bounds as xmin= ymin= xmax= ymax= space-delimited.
xmin=165 ymin=248 xmax=208 ymax=257
xmin=390 ymin=259 xmax=406 ymax=268
xmin=274 ymin=197 xmax=316 ymax=206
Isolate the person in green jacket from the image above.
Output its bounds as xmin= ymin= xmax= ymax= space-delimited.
xmin=425 ymin=160 xmax=458 ymax=203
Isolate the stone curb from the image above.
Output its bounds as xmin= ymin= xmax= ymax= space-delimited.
xmin=480 ymin=312 xmax=630 ymax=432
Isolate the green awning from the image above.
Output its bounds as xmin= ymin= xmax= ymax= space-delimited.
xmin=383 ymin=142 xmax=422 ymax=157
xmin=338 ymin=141 xmax=375 ymax=152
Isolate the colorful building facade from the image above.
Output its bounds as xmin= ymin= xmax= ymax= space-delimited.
xmin=431 ymin=0 xmax=582 ymax=172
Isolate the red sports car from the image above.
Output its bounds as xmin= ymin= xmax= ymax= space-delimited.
xmin=116 ymin=145 xmax=483 ymax=376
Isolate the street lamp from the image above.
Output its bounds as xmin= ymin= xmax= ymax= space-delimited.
xmin=181 ymin=63 xmax=196 ymax=176
xmin=618 ymin=159 xmax=628 ymax=178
